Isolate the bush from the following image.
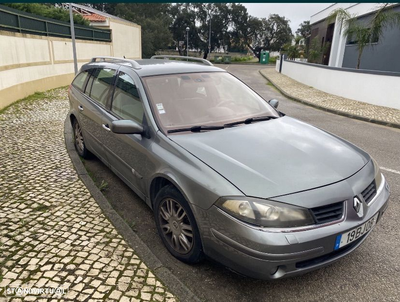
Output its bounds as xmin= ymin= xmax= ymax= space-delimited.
xmin=231 ymin=55 xmax=253 ymax=62
xmin=269 ymin=56 xmax=277 ymax=64
xmin=3 ymin=3 xmax=90 ymax=26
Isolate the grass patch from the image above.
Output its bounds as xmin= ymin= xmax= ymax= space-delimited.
xmin=0 ymin=91 xmax=47 ymax=115
xmin=98 ymin=180 xmax=108 ymax=192
xmin=33 ymin=204 xmax=51 ymax=212
xmin=0 ymin=86 xmax=68 ymax=115
xmin=83 ymin=162 xmax=109 ymax=192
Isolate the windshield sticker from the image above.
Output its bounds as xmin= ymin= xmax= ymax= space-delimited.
xmin=156 ymin=103 xmax=166 ymax=114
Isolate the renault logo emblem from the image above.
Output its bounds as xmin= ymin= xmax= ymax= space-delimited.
xmin=353 ymin=197 xmax=363 ymax=217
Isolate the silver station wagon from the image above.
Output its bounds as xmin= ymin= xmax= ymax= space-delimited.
xmin=68 ymin=56 xmax=390 ymax=279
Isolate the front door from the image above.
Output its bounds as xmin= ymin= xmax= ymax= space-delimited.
xmin=100 ymin=70 xmax=151 ymax=198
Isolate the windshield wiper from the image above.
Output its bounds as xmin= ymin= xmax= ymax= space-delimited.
xmin=168 ymin=125 xmax=225 ymax=134
xmin=224 ymin=115 xmax=278 ymax=127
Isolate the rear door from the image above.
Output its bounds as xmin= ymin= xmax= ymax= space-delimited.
xmin=77 ymin=67 xmax=117 ymax=163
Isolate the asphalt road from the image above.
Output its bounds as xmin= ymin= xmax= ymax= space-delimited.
xmin=83 ymin=64 xmax=400 ymax=302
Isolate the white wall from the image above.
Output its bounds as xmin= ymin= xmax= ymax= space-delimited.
xmin=280 ymin=60 xmax=400 ymax=110
xmin=109 ymin=19 xmax=141 ymax=59
xmin=0 ymin=18 xmax=141 ymax=109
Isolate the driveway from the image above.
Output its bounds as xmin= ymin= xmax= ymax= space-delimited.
xmin=83 ymin=64 xmax=400 ymax=302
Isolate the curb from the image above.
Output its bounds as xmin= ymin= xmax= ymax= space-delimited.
xmin=259 ymin=70 xmax=400 ymax=130
xmin=64 ymin=118 xmax=202 ymax=302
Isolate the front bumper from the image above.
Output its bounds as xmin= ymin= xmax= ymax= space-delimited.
xmin=199 ymin=175 xmax=390 ymax=280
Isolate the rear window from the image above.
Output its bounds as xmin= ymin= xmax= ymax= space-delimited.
xmin=72 ymin=71 xmax=90 ymax=91
xmin=90 ymin=68 xmax=116 ymax=107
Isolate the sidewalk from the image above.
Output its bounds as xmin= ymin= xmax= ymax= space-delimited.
xmin=0 ymin=89 xmax=176 ymax=301
xmin=260 ymin=69 xmax=400 ymax=128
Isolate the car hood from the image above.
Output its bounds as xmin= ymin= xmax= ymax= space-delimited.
xmin=170 ymin=117 xmax=370 ymax=199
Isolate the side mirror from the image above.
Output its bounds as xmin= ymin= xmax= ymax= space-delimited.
xmin=268 ymin=99 xmax=279 ymax=109
xmin=111 ymin=120 xmax=143 ymax=134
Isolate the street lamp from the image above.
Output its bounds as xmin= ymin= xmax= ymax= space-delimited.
xmin=186 ymin=27 xmax=189 ymax=57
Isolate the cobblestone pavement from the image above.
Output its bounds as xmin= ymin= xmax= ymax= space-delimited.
xmin=260 ymin=68 xmax=400 ymax=126
xmin=0 ymin=89 xmax=176 ymax=302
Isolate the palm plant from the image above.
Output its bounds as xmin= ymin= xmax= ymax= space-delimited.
xmin=328 ymin=4 xmax=400 ymax=69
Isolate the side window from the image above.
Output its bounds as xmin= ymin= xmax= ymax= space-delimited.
xmin=90 ymin=68 xmax=116 ymax=107
xmin=72 ymin=70 xmax=90 ymax=91
xmin=85 ymin=69 xmax=95 ymax=95
xmin=111 ymin=72 xmax=144 ymax=124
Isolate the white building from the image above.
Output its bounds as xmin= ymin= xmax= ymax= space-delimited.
xmin=310 ymin=3 xmax=400 ymax=72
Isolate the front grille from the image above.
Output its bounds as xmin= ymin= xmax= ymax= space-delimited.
xmin=361 ymin=181 xmax=376 ymax=204
xmin=311 ymin=202 xmax=344 ymax=225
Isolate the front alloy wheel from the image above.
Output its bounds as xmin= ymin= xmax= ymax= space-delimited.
xmin=159 ymin=198 xmax=194 ymax=254
xmin=154 ymin=185 xmax=203 ymax=263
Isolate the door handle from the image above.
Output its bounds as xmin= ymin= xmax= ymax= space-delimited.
xmin=78 ymin=105 xmax=84 ymax=111
xmin=102 ymin=124 xmax=111 ymax=131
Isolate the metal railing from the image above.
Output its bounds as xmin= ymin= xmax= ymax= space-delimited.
xmin=0 ymin=4 xmax=111 ymax=42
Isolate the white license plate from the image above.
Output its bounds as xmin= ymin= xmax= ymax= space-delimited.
xmin=334 ymin=213 xmax=379 ymax=250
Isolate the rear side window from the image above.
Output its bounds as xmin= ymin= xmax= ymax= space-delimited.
xmin=72 ymin=70 xmax=90 ymax=91
xmin=90 ymin=68 xmax=116 ymax=107
xmin=111 ymin=72 xmax=144 ymax=123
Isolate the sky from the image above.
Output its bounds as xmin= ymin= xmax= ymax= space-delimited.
xmin=243 ymin=3 xmax=333 ymax=34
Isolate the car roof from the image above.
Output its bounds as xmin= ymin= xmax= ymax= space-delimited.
xmin=81 ymin=58 xmax=225 ymax=77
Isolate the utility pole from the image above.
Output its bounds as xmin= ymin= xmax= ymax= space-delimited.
xmin=208 ymin=12 xmax=211 ymax=55
xmin=69 ymin=3 xmax=78 ymax=75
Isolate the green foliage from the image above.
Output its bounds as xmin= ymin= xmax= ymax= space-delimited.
xmin=269 ymin=56 xmax=277 ymax=64
xmin=231 ymin=55 xmax=253 ymax=62
xmin=296 ymin=20 xmax=311 ymax=56
xmin=296 ymin=21 xmax=311 ymax=39
xmin=3 ymin=3 xmax=90 ymax=26
xmin=108 ymin=3 xmax=173 ymax=58
xmin=307 ymin=36 xmax=328 ymax=63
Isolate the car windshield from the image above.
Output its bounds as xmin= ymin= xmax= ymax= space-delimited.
xmin=142 ymin=72 xmax=279 ymax=133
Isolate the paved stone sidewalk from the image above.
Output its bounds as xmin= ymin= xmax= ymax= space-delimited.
xmin=0 ymin=89 xmax=176 ymax=301
xmin=260 ymin=68 xmax=400 ymax=127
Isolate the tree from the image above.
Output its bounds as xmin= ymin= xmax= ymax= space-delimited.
xmin=169 ymin=4 xmax=201 ymax=56
xmin=328 ymin=5 xmax=400 ymax=69
xmin=283 ymin=35 xmax=304 ymax=60
xmin=230 ymin=4 xmax=262 ymax=57
xmin=109 ymin=3 xmax=173 ymax=58
xmin=262 ymin=14 xmax=293 ymax=51
xmin=296 ymin=21 xmax=311 ymax=39
xmin=296 ymin=21 xmax=311 ymax=55
xmin=307 ymin=36 xmax=326 ymax=63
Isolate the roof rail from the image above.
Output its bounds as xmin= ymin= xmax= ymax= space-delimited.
xmin=151 ymin=55 xmax=213 ymax=66
xmin=90 ymin=56 xmax=141 ymax=69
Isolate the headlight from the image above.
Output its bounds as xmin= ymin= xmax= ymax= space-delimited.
xmin=216 ymin=197 xmax=315 ymax=228
xmin=372 ymin=158 xmax=383 ymax=188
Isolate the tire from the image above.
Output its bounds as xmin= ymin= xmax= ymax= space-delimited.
xmin=72 ymin=119 xmax=90 ymax=159
xmin=154 ymin=185 xmax=203 ymax=263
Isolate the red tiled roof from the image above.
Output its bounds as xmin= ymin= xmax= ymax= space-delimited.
xmin=83 ymin=13 xmax=106 ymax=22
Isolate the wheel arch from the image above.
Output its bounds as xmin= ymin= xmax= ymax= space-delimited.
xmin=149 ymin=174 xmax=191 ymax=211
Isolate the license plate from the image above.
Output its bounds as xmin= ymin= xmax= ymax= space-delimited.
xmin=334 ymin=213 xmax=379 ymax=250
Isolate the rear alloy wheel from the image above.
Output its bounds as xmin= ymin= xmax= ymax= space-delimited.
xmin=154 ymin=185 xmax=203 ymax=263
xmin=73 ymin=119 xmax=90 ymax=158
